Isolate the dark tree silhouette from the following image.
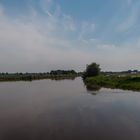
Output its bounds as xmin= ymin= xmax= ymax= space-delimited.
xmin=83 ymin=62 xmax=100 ymax=79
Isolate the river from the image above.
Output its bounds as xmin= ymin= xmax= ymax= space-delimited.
xmin=0 ymin=78 xmax=140 ymax=140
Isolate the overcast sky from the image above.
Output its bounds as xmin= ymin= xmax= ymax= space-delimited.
xmin=0 ymin=0 xmax=140 ymax=72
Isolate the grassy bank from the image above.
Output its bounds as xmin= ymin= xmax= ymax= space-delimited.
xmin=0 ymin=73 xmax=78 ymax=82
xmin=84 ymin=75 xmax=140 ymax=91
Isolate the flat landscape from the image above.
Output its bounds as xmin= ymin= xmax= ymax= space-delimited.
xmin=1 ymin=0 xmax=140 ymax=140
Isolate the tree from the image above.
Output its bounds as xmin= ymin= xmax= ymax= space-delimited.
xmin=83 ymin=62 xmax=100 ymax=79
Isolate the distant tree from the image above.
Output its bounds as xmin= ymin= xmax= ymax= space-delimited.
xmin=83 ymin=62 xmax=100 ymax=79
xmin=133 ymin=70 xmax=138 ymax=73
xmin=50 ymin=70 xmax=77 ymax=75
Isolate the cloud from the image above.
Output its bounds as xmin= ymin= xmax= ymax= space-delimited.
xmin=0 ymin=1 xmax=140 ymax=72
xmin=40 ymin=0 xmax=53 ymax=17
xmin=78 ymin=21 xmax=96 ymax=40
xmin=0 ymin=5 xmax=94 ymax=72
xmin=117 ymin=0 xmax=140 ymax=32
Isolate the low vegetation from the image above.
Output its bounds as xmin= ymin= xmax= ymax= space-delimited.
xmin=83 ymin=62 xmax=140 ymax=91
xmin=84 ymin=75 xmax=140 ymax=91
xmin=0 ymin=70 xmax=81 ymax=81
xmin=1 ymin=62 xmax=140 ymax=91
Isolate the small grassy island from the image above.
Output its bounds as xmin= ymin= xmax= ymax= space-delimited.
xmin=83 ymin=63 xmax=140 ymax=91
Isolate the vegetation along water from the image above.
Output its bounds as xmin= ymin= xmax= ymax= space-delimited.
xmin=1 ymin=62 xmax=140 ymax=91
xmin=83 ymin=62 xmax=140 ymax=91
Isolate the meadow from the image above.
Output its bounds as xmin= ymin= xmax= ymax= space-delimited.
xmin=84 ymin=73 xmax=140 ymax=91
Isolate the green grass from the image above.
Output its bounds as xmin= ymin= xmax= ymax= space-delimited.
xmin=84 ymin=75 xmax=140 ymax=91
xmin=0 ymin=74 xmax=78 ymax=82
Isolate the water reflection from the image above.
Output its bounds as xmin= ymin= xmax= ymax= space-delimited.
xmin=86 ymin=84 xmax=101 ymax=92
xmin=0 ymin=78 xmax=140 ymax=140
xmin=50 ymin=77 xmax=76 ymax=81
xmin=87 ymin=91 xmax=99 ymax=95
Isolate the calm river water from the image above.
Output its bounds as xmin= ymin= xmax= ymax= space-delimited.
xmin=0 ymin=78 xmax=140 ymax=140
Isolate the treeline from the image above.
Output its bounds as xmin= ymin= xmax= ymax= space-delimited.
xmin=50 ymin=70 xmax=77 ymax=75
xmin=102 ymin=70 xmax=140 ymax=76
xmin=0 ymin=70 xmax=82 ymax=81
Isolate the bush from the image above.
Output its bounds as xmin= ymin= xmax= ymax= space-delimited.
xmin=83 ymin=62 xmax=100 ymax=79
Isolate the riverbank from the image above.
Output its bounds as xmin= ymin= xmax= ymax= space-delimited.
xmin=84 ymin=75 xmax=140 ymax=91
xmin=0 ymin=73 xmax=78 ymax=81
